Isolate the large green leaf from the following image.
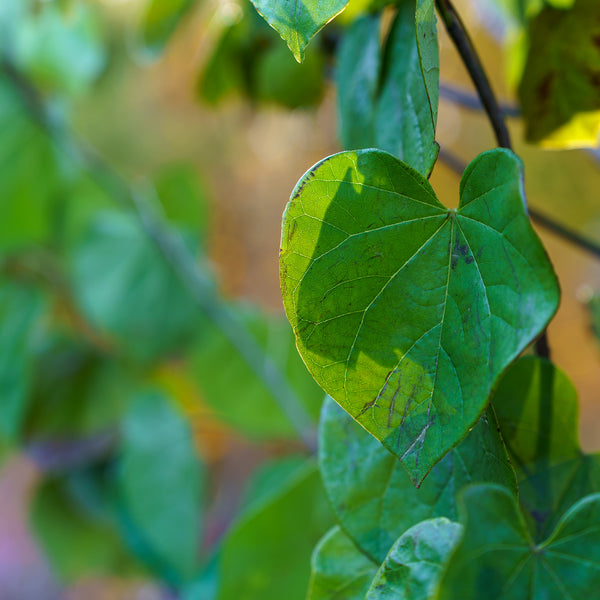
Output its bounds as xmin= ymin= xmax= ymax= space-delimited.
xmin=280 ymin=148 xmax=559 ymax=484
xmin=518 ymin=0 xmax=600 ymax=148
xmin=250 ymin=0 xmax=348 ymax=62
xmin=217 ymin=460 xmax=332 ymax=600
xmin=0 ymin=280 xmax=45 ymax=441
xmin=337 ymin=1 xmax=439 ymax=176
xmin=188 ymin=303 xmax=322 ymax=439
xmin=494 ymin=356 xmax=600 ymax=540
xmin=437 ymin=485 xmax=600 ymax=599
xmin=69 ymin=211 xmax=202 ymax=363
xmin=366 ymin=518 xmax=461 ymax=600
xmin=138 ymin=0 xmax=197 ymax=58
xmin=31 ymin=472 xmax=144 ymax=582
xmin=320 ymin=397 xmax=515 ymax=563
xmin=116 ymin=392 xmax=205 ymax=583
xmin=308 ymin=526 xmax=377 ymax=600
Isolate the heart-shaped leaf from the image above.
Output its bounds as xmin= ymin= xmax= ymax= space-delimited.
xmin=250 ymin=0 xmax=348 ymax=62
xmin=494 ymin=356 xmax=600 ymax=540
xmin=280 ymin=148 xmax=559 ymax=483
xmin=438 ymin=485 xmax=600 ymax=599
xmin=366 ymin=518 xmax=461 ymax=600
xmin=319 ymin=396 xmax=515 ymax=563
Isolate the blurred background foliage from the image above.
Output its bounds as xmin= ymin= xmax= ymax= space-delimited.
xmin=0 ymin=0 xmax=600 ymax=598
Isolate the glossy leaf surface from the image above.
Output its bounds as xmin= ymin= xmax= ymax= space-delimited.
xmin=117 ymin=392 xmax=205 ymax=582
xmin=519 ymin=0 xmax=600 ymax=148
xmin=281 ymin=148 xmax=559 ymax=483
xmin=250 ymin=0 xmax=348 ymax=62
xmin=438 ymin=485 xmax=600 ymax=599
xmin=308 ymin=526 xmax=377 ymax=600
xmin=320 ymin=397 xmax=515 ymax=562
xmin=494 ymin=356 xmax=600 ymax=539
xmin=366 ymin=518 xmax=461 ymax=600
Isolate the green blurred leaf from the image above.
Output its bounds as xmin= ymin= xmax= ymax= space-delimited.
xmin=0 ymin=280 xmax=46 ymax=441
xmin=366 ymin=518 xmax=461 ymax=600
xmin=117 ymin=392 xmax=205 ymax=583
xmin=26 ymin=337 xmax=136 ymax=439
xmin=14 ymin=2 xmax=106 ymax=96
xmin=319 ymin=397 xmax=515 ymax=563
xmin=0 ymin=77 xmax=62 ymax=254
xmin=250 ymin=0 xmax=348 ymax=62
xmin=494 ymin=356 xmax=600 ymax=540
xmin=138 ymin=0 xmax=197 ymax=58
xmin=519 ymin=0 xmax=600 ymax=148
xmin=438 ymin=485 xmax=600 ymax=599
xmin=308 ymin=526 xmax=377 ymax=600
xmin=69 ymin=211 xmax=202 ymax=363
xmin=187 ymin=304 xmax=322 ymax=439
xmin=31 ymin=471 xmax=144 ymax=582
xmin=280 ymin=148 xmax=559 ymax=483
xmin=337 ymin=1 xmax=439 ymax=176
xmin=217 ymin=460 xmax=332 ymax=600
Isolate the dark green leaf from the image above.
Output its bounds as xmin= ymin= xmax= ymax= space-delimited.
xmin=494 ymin=356 xmax=600 ymax=540
xmin=31 ymin=473 xmax=144 ymax=582
xmin=217 ymin=460 xmax=332 ymax=600
xmin=438 ymin=484 xmax=600 ymax=599
xmin=337 ymin=1 xmax=439 ymax=176
xmin=519 ymin=0 xmax=600 ymax=147
xmin=69 ymin=211 xmax=202 ymax=363
xmin=117 ymin=392 xmax=205 ymax=582
xmin=366 ymin=518 xmax=461 ymax=600
xmin=188 ymin=304 xmax=322 ymax=439
xmin=308 ymin=526 xmax=377 ymax=600
xmin=250 ymin=0 xmax=348 ymax=62
xmin=336 ymin=13 xmax=381 ymax=150
xmin=280 ymin=148 xmax=559 ymax=483
xmin=0 ymin=280 xmax=46 ymax=441
xmin=319 ymin=396 xmax=515 ymax=562
xmin=138 ymin=0 xmax=197 ymax=58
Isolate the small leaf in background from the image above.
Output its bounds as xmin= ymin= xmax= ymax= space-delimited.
xmin=30 ymin=471 xmax=144 ymax=582
xmin=494 ymin=356 xmax=600 ymax=540
xmin=153 ymin=164 xmax=210 ymax=245
xmin=307 ymin=526 xmax=377 ymax=600
xmin=250 ymin=0 xmax=348 ymax=62
xmin=13 ymin=2 xmax=106 ymax=96
xmin=366 ymin=518 xmax=461 ymax=600
xmin=438 ymin=485 xmax=600 ymax=599
xmin=137 ymin=0 xmax=197 ymax=58
xmin=519 ymin=0 xmax=600 ymax=148
xmin=117 ymin=392 xmax=205 ymax=583
xmin=0 ymin=78 xmax=63 ymax=255
xmin=25 ymin=337 xmax=136 ymax=440
xmin=69 ymin=211 xmax=203 ymax=363
xmin=0 ymin=280 xmax=46 ymax=442
xmin=217 ymin=460 xmax=332 ymax=600
xmin=187 ymin=304 xmax=322 ymax=439
xmin=337 ymin=1 xmax=439 ymax=176
xmin=280 ymin=148 xmax=559 ymax=483
xmin=319 ymin=397 xmax=515 ymax=563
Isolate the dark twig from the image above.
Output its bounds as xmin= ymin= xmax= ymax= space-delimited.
xmin=439 ymin=82 xmax=521 ymax=118
xmin=435 ymin=0 xmax=512 ymax=149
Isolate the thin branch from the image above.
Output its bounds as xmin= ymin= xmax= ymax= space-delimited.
xmin=439 ymin=82 xmax=521 ymax=118
xmin=1 ymin=60 xmax=318 ymax=452
xmin=435 ymin=0 xmax=512 ymax=149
